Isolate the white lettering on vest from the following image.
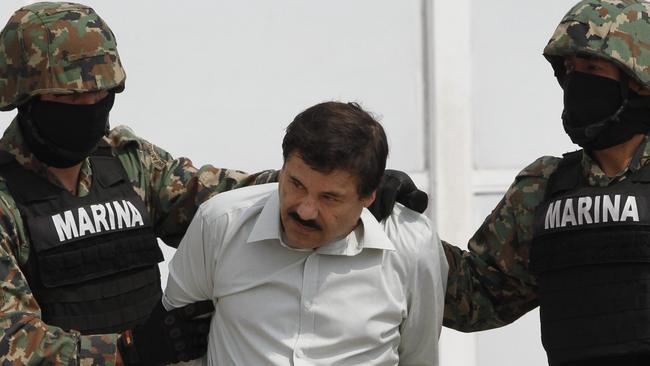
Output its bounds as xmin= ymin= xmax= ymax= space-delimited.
xmin=105 ymin=201 xmax=116 ymax=230
xmin=77 ymin=207 xmax=96 ymax=236
xmin=561 ymin=198 xmax=577 ymax=227
xmin=621 ymin=196 xmax=640 ymax=222
xmin=577 ymin=197 xmax=593 ymax=225
xmin=51 ymin=200 xmax=146 ymax=242
xmin=114 ymin=200 xmax=131 ymax=229
xmin=126 ymin=201 xmax=144 ymax=227
xmin=52 ymin=210 xmax=79 ymax=242
xmin=544 ymin=194 xmax=640 ymax=230
xmin=602 ymin=195 xmax=620 ymax=223
xmin=91 ymin=204 xmax=110 ymax=232
xmin=545 ymin=200 xmax=562 ymax=229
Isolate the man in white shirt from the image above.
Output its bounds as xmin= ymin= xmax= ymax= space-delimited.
xmin=163 ymin=101 xmax=448 ymax=366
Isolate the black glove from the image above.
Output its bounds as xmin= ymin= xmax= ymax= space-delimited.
xmin=368 ymin=169 xmax=428 ymax=221
xmin=118 ymin=300 xmax=214 ymax=366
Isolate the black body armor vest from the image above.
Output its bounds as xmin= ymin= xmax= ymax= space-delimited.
xmin=0 ymin=143 xmax=164 ymax=335
xmin=530 ymin=150 xmax=650 ymax=365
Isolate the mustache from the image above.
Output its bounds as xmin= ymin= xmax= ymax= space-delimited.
xmin=288 ymin=211 xmax=322 ymax=230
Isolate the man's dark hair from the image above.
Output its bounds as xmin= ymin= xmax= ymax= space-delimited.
xmin=282 ymin=101 xmax=388 ymax=197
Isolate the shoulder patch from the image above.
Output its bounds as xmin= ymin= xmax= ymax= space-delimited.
xmin=143 ymin=141 xmax=167 ymax=170
xmin=105 ymin=125 xmax=169 ymax=170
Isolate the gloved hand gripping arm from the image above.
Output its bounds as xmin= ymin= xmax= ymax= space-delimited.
xmin=117 ymin=300 xmax=214 ymax=366
xmin=368 ymin=169 xmax=428 ymax=221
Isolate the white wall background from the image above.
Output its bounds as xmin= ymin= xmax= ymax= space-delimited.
xmin=433 ymin=1 xmax=576 ymax=365
xmin=0 ymin=1 xmax=585 ymax=365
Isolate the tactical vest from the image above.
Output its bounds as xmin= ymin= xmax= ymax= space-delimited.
xmin=0 ymin=143 xmax=164 ymax=335
xmin=530 ymin=150 xmax=650 ymax=365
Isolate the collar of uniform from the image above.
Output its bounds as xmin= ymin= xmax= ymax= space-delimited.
xmin=581 ymin=135 xmax=650 ymax=187
xmin=246 ymin=189 xmax=395 ymax=255
xmin=637 ymin=134 xmax=650 ymax=171
xmin=0 ymin=117 xmax=50 ymax=176
xmin=0 ymin=117 xmax=93 ymax=195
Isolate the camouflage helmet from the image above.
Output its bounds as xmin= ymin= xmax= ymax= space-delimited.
xmin=0 ymin=2 xmax=125 ymax=111
xmin=544 ymin=0 xmax=650 ymax=88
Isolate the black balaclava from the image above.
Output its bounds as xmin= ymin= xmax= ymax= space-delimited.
xmin=18 ymin=92 xmax=115 ymax=168
xmin=562 ymin=71 xmax=650 ymax=151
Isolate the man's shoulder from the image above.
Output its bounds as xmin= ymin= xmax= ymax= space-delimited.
xmin=103 ymin=125 xmax=180 ymax=177
xmin=381 ymin=204 xmax=434 ymax=257
xmin=198 ymin=183 xmax=278 ymax=221
xmin=380 ymin=205 xmax=447 ymax=285
xmin=507 ymin=155 xmax=563 ymax=207
xmin=105 ymin=125 xmax=143 ymax=149
xmin=0 ymin=177 xmax=27 ymax=261
xmin=515 ymin=155 xmax=562 ymax=182
xmin=0 ymin=170 xmax=25 ymax=214
xmin=105 ymin=125 xmax=172 ymax=158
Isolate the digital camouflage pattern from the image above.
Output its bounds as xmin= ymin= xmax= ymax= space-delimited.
xmin=0 ymin=118 xmax=277 ymax=365
xmin=443 ymin=137 xmax=650 ymax=330
xmin=544 ymin=0 xmax=650 ymax=88
xmin=442 ymin=154 xmax=558 ymax=331
xmin=0 ymin=2 xmax=125 ymax=111
xmin=443 ymin=0 xmax=650 ymax=332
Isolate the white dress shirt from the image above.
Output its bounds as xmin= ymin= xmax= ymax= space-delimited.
xmin=164 ymin=183 xmax=448 ymax=366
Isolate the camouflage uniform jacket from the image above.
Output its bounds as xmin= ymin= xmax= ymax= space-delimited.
xmin=443 ymin=136 xmax=650 ymax=332
xmin=0 ymin=118 xmax=276 ymax=365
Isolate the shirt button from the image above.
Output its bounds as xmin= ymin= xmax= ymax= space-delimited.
xmin=296 ymin=349 xmax=304 ymax=358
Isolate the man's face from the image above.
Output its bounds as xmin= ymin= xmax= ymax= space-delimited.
xmin=40 ymin=90 xmax=109 ymax=104
xmin=278 ymin=153 xmax=375 ymax=249
xmin=564 ymin=56 xmax=650 ymax=95
xmin=564 ymin=56 xmax=620 ymax=81
xmin=20 ymin=89 xmax=114 ymax=169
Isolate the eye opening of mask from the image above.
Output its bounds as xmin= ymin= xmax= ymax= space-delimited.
xmin=16 ymin=91 xmax=115 ymax=168
xmin=551 ymin=53 xmax=605 ymax=86
xmin=39 ymin=90 xmax=112 ymax=105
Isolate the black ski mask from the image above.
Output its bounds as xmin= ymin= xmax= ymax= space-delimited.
xmin=562 ymin=71 xmax=650 ymax=151
xmin=18 ymin=92 xmax=115 ymax=168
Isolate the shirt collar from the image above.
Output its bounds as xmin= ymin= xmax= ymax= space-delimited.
xmin=247 ymin=190 xmax=283 ymax=243
xmin=246 ymin=189 xmax=395 ymax=256
xmin=581 ymin=134 xmax=650 ymax=187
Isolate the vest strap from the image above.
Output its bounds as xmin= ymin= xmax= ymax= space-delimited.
xmin=545 ymin=150 xmax=582 ymax=200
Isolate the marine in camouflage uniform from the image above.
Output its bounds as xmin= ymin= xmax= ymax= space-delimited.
xmin=0 ymin=124 xmax=276 ymax=365
xmin=443 ymin=0 xmax=650 ymax=365
xmin=0 ymin=2 xmax=276 ymax=365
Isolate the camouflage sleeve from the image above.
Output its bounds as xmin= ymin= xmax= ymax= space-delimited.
xmin=107 ymin=126 xmax=279 ymax=247
xmin=0 ymin=189 xmax=119 ymax=365
xmin=443 ymin=156 xmax=561 ymax=332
